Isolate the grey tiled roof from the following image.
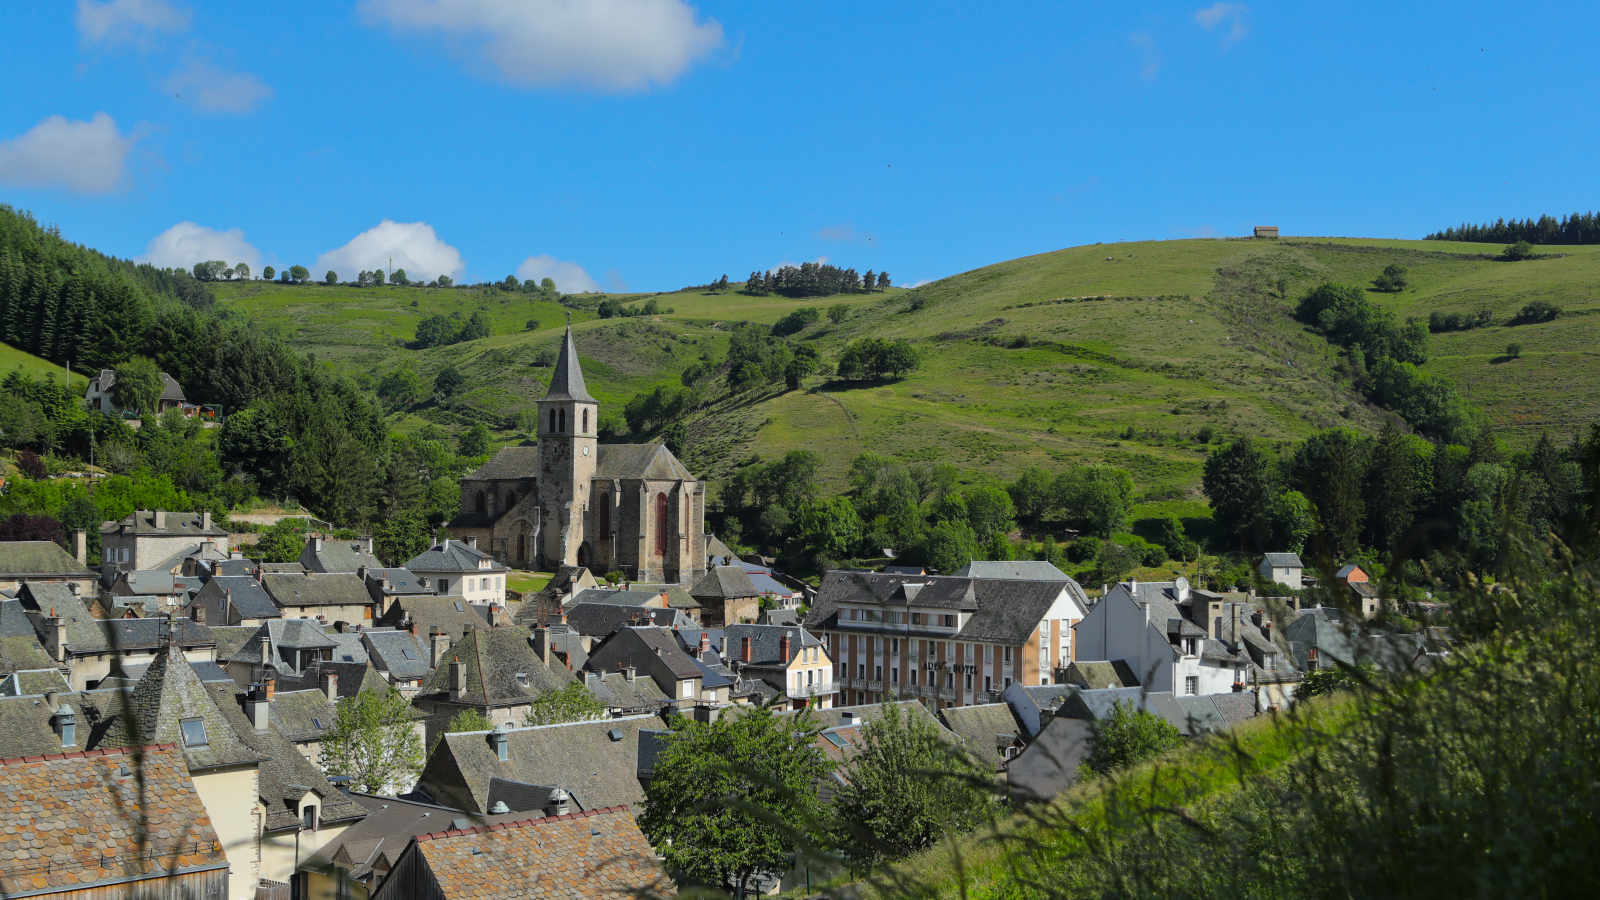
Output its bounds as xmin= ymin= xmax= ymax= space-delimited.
xmin=262 ymin=572 xmax=373 ymax=609
xmin=300 ymin=793 xmax=529 ymax=882
xmin=378 ymin=596 xmax=489 ymax=641
xmin=722 ymin=623 xmax=821 ymax=667
xmin=691 ymin=566 xmax=759 ymax=600
xmin=938 ymin=702 xmax=1023 ymax=771
xmin=807 ymin=571 xmax=1077 ymax=645
xmin=567 ymin=588 xmax=668 ymax=609
xmin=327 ymin=633 xmax=372 ymax=665
xmin=100 ymin=646 xmax=265 ymax=770
xmin=627 ymin=582 xmax=701 ymax=609
xmin=278 ymin=662 xmax=390 ymax=701
xmin=462 ymin=447 xmax=540 ymax=482
xmin=363 ymin=630 xmax=430 ymax=680
xmin=953 ymin=560 xmax=1076 ymax=583
xmin=1262 ymin=552 xmax=1304 ymax=568
xmin=562 ymin=602 xmax=682 ymax=638
xmin=580 ymin=671 xmax=669 ymax=714
xmin=413 ymin=626 xmax=576 ymax=707
xmin=0 ymin=668 xmax=72 ymax=697
xmin=202 ymin=682 xmax=365 ymax=832
xmin=209 ymin=625 xmax=261 ymax=662
xmin=0 ymin=599 xmax=36 ymax=638
xmin=1061 ymin=660 xmax=1140 ymax=689
xmin=1056 ymin=687 xmax=1191 ymax=736
xmin=541 ymin=326 xmax=595 ymax=402
xmin=706 ymin=536 xmax=737 ymax=565
xmin=0 ymin=541 xmax=94 ymax=576
xmin=301 ymin=540 xmax=383 ymax=574
xmin=0 ymin=634 xmax=53 ymax=673
xmin=100 ymin=617 xmax=214 ymax=653
xmin=589 ymin=627 xmax=703 ymax=679
xmin=100 ymin=510 xmax=228 ymax=539
xmin=363 ymin=568 xmax=431 ymax=595
xmin=404 ymin=540 xmax=508 ymax=575
xmin=418 ymin=714 xmax=660 ymax=814
xmin=202 ymin=576 xmax=279 ymax=619
xmin=269 ymin=689 xmax=338 ymax=741
xmin=593 ymin=444 xmax=694 ymax=480
xmin=1174 ymin=692 xmax=1259 ymax=733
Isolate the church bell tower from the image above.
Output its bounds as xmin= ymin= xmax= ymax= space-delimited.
xmin=536 ymin=322 xmax=598 ymax=570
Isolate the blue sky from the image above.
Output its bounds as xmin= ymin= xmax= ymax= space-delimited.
xmin=2 ymin=1 xmax=1597 ymax=291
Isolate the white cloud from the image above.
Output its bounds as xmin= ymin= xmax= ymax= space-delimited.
xmin=905 ymin=278 xmax=936 ymax=289
xmin=137 ymin=222 xmax=261 ymax=270
xmin=76 ymin=0 xmax=190 ymax=48
xmin=516 ymin=255 xmax=601 ymax=293
xmin=1129 ymin=31 xmax=1159 ymax=82
xmin=316 ymin=220 xmax=466 ymax=283
xmin=0 ymin=112 xmax=140 ymax=194
xmin=357 ymin=0 xmax=725 ymax=92
xmin=1194 ymin=2 xmax=1248 ymax=43
xmin=164 ymin=60 xmax=275 ymax=113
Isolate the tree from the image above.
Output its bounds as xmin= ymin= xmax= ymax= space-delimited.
xmin=456 ymin=311 xmax=491 ymax=342
xmin=1154 ymin=514 xmax=1198 ymax=562
xmin=1084 ymin=700 xmax=1183 ymax=774
xmin=1502 ymin=240 xmax=1535 ymax=261
xmin=833 ymin=702 xmax=996 ymax=867
xmin=1291 ymin=429 xmax=1370 ymax=559
xmin=525 ymin=681 xmax=604 ymax=727
xmin=372 ymin=509 xmax=431 ymax=567
xmin=1054 ymin=465 xmax=1135 ymax=539
xmin=371 ymin=268 xmax=386 ymax=285
xmin=797 ymin=497 xmax=863 ymax=563
xmin=324 ymin=270 xmax=338 ymax=285
xmin=14 ymin=449 xmax=45 ymax=480
xmin=862 ymin=270 xmax=875 ymax=292
xmin=0 ymin=513 xmax=66 ymax=544
xmin=392 ymin=268 xmax=409 ymax=286
xmin=320 ymin=686 xmax=425 ymax=795
xmin=288 ymin=265 xmax=310 ymax=284
xmin=1507 ymin=342 xmax=1523 ymax=359
xmin=1382 ymin=263 xmax=1408 ymax=291
xmin=1202 ymin=439 xmax=1281 ymax=550
xmin=1094 ymin=541 xmax=1138 ymax=584
xmin=962 ymin=485 xmax=1015 ymax=543
xmin=916 ymin=520 xmax=979 ymax=574
xmin=433 ymin=366 xmax=464 ymax=400
xmin=414 ymin=314 xmax=457 ymax=348
xmin=457 ymin=423 xmax=491 ymax=457
xmin=784 ymin=355 xmax=814 ymax=390
xmin=254 ymin=518 xmax=309 ymax=563
xmin=827 ymin=303 xmax=850 ymax=325
xmin=377 ymin=368 xmax=426 ymax=409
xmin=1008 ymin=466 xmax=1054 ymax=527
xmin=438 ymin=275 xmax=454 ymax=288
xmin=877 ymin=272 xmax=891 ymax=290
xmin=1295 ymin=663 xmax=1380 ymax=701
xmin=639 ymin=703 xmax=831 ymax=894
xmin=111 ymin=356 xmax=163 ymax=416
xmin=234 ymin=262 xmax=251 ymax=281
xmin=261 ymin=265 xmax=275 ymax=281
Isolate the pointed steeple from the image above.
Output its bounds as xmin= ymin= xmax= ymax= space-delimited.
xmin=541 ymin=325 xmax=595 ymax=402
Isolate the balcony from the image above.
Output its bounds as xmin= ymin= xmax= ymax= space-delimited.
xmin=788 ymin=679 xmax=841 ymax=700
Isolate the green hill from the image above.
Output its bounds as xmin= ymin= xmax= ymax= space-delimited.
xmin=212 ymin=235 xmax=1600 ymax=494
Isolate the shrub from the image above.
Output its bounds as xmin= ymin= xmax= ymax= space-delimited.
xmin=1501 ymin=240 xmax=1535 ymax=260
xmin=1506 ymin=342 xmax=1522 ymax=359
xmin=1067 ymin=535 xmax=1101 ymax=563
xmin=1516 ymin=299 xmax=1561 ymax=323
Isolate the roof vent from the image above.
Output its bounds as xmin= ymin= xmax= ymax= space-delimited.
xmin=544 ymin=787 xmax=572 ymax=817
xmin=607 ymin=728 xmax=623 ymax=742
xmin=452 ymin=818 xmax=471 ymax=831
xmin=489 ymin=800 xmax=510 ymax=814
xmin=839 ymin=710 xmax=859 ymax=726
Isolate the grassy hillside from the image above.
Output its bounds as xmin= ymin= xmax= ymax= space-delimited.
xmin=0 ymin=341 xmax=88 ymax=390
xmin=210 ymin=235 xmax=1600 ymax=496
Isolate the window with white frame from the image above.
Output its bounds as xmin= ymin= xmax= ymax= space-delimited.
xmin=1185 ymin=676 xmax=1198 ymax=695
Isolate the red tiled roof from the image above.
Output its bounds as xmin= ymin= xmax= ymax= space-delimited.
xmin=410 ymin=806 xmax=671 ymax=899
xmin=0 ymin=744 xmax=226 ymax=895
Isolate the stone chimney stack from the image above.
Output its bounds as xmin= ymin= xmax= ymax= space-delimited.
xmin=73 ymin=531 xmax=87 ymax=566
xmin=320 ymin=670 xmax=338 ymax=702
xmin=202 ymin=511 xmax=212 ymax=532
xmin=700 ymin=632 xmax=710 ymax=655
xmin=248 ymin=683 xmax=271 ymax=732
xmin=313 ymin=536 xmax=323 ymax=553
xmin=779 ymin=634 xmax=790 ymax=662
xmin=1231 ymin=603 xmax=1244 ymax=649
xmin=154 ymin=509 xmax=166 ymax=530
xmin=467 ymin=536 xmax=478 ymax=550
xmin=192 ymin=602 xmax=206 ymax=624
xmin=45 ymin=613 xmax=66 ymax=663
xmin=741 ymin=635 xmax=752 ymax=663
xmin=449 ymin=658 xmax=466 ymax=699
xmin=533 ymin=627 xmax=552 ymax=665
xmin=431 ymin=627 xmax=451 ymax=668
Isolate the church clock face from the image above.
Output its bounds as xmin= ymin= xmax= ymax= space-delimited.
xmin=583 ymin=446 xmax=590 ymax=456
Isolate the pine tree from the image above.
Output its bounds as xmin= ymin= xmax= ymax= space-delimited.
xmin=878 ymin=271 xmax=891 ymax=290
xmin=862 ymin=270 xmax=875 ymax=292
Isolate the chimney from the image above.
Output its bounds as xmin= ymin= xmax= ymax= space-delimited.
xmin=320 ymin=670 xmax=339 ymax=701
xmin=430 ymin=627 xmax=451 ymax=668
xmin=741 ymin=636 xmax=752 ymax=663
xmin=51 ymin=702 xmax=76 ymax=749
xmin=364 ymin=536 xmax=375 ymax=554
xmin=486 ymin=604 xmax=502 ymax=627
xmin=489 ymin=723 xmax=510 ymax=761
xmin=153 ymin=509 xmax=166 ymax=530
xmin=264 ymin=675 xmax=276 ymax=701
xmin=405 ymin=618 xmax=417 ymax=636
xmin=314 ymin=536 xmax=323 ymax=553
xmin=230 ymin=549 xmax=242 ymax=560
xmin=622 ymin=665 xmax=636 ymax=684
xmin=779 ymin=634 xmax=790 ymax=662
xmin=467 ymin=536 xmax=479 ymax=550
xmin=248 ymin=684 xmax=271 ymax=732
xmin=449 ymin=658 xmax=466 ymax=699
xmin=192 ymin=602 xmax=206 ymax=624
xmin=73 ymin=531 xmax=87 ymax=565
xmin=45 ymin=613 xmax=66 ymax=663
xmin=202 ymin=511 xmax=212 ymax=532
xmin=544 ymin=787 xmax=572 ymax=817
xmin=699 ymin=632 xmax=710 ymax=655
xmin=1231 ymin=603 xmax=1244 ymax=649
xmin=534 ymin=627 xmax=554 ymax=665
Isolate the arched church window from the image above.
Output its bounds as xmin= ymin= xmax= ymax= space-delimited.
xmin=582 ymin=409 xmax=589 ymax=434
xmin=475 ymin=491 xmax=486 ymax=514
xmin=599 ymin=499 xmax=610 ymax=535
xmin=655 ymin=493 xmax=668 ymax=555
xmin=549 ymin=409 xmax=557 ymax=433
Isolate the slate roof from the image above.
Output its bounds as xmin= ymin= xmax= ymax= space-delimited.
xmin=691 ymin=566 xmax=759 ymax=600
xmin=0 ymin=668 xmax=72 ymax=697
xmin=413 ymin=626 xmax=576 ymax=707
xmin=706 ymin=535 xmax=737 ymax=565
xmin=101 ymin=645 xmax=265 ymax=770
xmin=563 ymin=603 xmax=683 ymax=638
xmin=419 ymin=714 xmax=662 ymax=814
xmin=1060 ymin=660 xmax=1140 ymax=690
xmin=580 ymin=671 xmax=670 ymax=714
xmin=364 ymin=567 xmax=432 ymax=595
xmin=938 ymin=702 xmax=1024 ymax=771
xmin=0 ymin=540 xmax=95 ymax=577
xmin=376 ymin=807 xmax=670 ymax=900
xmin=300 ymin=793 xmax=530 ymax=884
xmin=231 ymin=619 xmax=338 ymax=673
xmin=364 ymin=629 xmax=430 ymax=680
xmin=540 ymin=326 xmax=596 ymax=403
xmin=1174 ymin=692 xmax=1259 ymax=733
xmin=0 ymin=690 xmax=120 ymax=758
xmin=259 ymin=562 xmax=308 ymax=574
xmin=209 ymin=624 xmax=261 ymax=662
xmin=278 ymin=662 xmax=390 ymax=702
xmin=462 ymin=447 xmax=540 ymax=483
xmin=194 ymin=557 xmax=257 ymax=578
xmin=1262 ymin=552 xmax=1304 ymax=568
xmin=269 ymin=688 xmax=338 ymax=742
xmin=589 ymin=627 xmax=703 ymax=680
xmin=302 ymin=539 xmax=384 ymax=574
xmin=627 ymin=582 xmax=701 ymax=610
xmin=202 ymin=575 xmax=280 ymax=619
xmin=101 ymin=510 xmax=228 ymax=539
xmin=758 ymin=608 xmax=800 ymax=626
xmin=953 ymin=560 xmax=1075 ymax=582
xmin=807 ymin=571 xmax=1080 ymax=645
xmin=380 ymin=596 xmax=489 ymax=641
xmin=0 ymin=634 xmax=53 ymax=674
xmin=0 ymin=599 xmax=37 ymax=637
xmin=201 ymin=682 xmax=366 ymax=832
xmin=1056 ymin=687 xmax=1191 ymax=735
xmin=0 ymin=744 xmax=228 ymax=897
xmin=722 ymin=623 xmax=822 ymax=667
xmin=262 ymin=572 xmax=373 ymax=609
xmin=17 ymin=583 xmax=107 ymax=654
xmin=328 ymin=632 xmax=372 ymax=665
xmin=404 ymin=540 xmax=509 ymax=575
xmin=593 ymin=444 xmax=694 ymax=481
xmin=101 ymin=616 xmax=215 ymax=655
xmin=567 ymin=588 xmax=668 ymax=609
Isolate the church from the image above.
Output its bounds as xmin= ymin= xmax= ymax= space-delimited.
xmin=446 ymin=324 xmax=709 ymax=585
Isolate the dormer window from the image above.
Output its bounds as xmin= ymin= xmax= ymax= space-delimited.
xmin=302 ymin=804 xmax=318 ymax=831
xmin=1264 ymin=653 xmax=1277 ymax=671
xmin=1183 ymin=638 xmax=1198 ymax=657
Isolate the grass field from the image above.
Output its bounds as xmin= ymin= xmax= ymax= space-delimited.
xmin=207 ymin=234 xmax=1600 ymax=499
xmin=0 ymin=342 xmax=88 ymax=389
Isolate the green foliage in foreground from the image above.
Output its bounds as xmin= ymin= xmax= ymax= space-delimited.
xmin=319 ymin=687 xmax=424 ymax=795
xmin=1083 ymin=700 xmax=1184 ymax=775
xmin=868 ymin=536 xmax=1600 ymax=900
xmin=523 ymin=681 xmax=604 ymax=727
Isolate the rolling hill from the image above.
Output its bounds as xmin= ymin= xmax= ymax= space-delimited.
xmin=209 ymin=235 xmax=1600 ymax=498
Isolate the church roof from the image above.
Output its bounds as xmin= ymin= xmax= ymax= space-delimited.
xmin=540 ymin=326 xmax=595 ymax=403
xmin=463 ymin=446 xmax=539 ymax=483
xmin=595 ymin=444 xmax=694 ymax=481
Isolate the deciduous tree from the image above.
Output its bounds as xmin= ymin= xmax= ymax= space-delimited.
xmin=524 ymin=681 xmax=604 ymax=727
xmin=320 ymin=687 xmax=425 ymax=795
